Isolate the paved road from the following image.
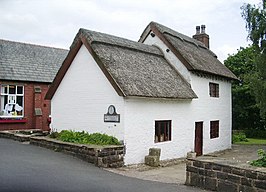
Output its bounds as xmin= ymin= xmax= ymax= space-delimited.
xmin=0 ymin=138 xmax=202 ymax=192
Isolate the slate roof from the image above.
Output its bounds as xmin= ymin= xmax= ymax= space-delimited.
xmin=0 ymin=39 xmax=68 ymax=83
xmin=46 ymin=28 xmax=197 ymax=99
xmin=139 ymin=22 xmax=238 ymax=80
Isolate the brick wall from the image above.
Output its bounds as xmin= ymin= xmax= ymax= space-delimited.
xmin=186 ymin=158 xmax=266 ymax=192
xmin=0 ymin=81 xmax=51 ymax=131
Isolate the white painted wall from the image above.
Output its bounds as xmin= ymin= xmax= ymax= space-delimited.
xmin=190 ymin=74 xmax=232 ymax=154
xmin=123 ymin=75 xmax=232 ymax=165
xmin=123 ymin=98 xmax=194 ymax=165
xmin=51 ymin=45 xmax=125 ymax=141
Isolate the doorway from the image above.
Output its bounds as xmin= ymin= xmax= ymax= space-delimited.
xmin=194 ymin=122 xmax=203 ymax=156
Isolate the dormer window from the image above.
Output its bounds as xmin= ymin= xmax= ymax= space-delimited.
xmin=209 ymin=83 xmax=219 ymax=97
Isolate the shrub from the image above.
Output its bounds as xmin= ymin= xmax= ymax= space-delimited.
xmin=52 ymin=130 xmax=121 ymax=145
xmin=49 ymin=131 xmax=59 ymax=139
xmin=250 ymin=149 xmax=266 ymax=167
xmin=244 ymin=129 xmax=266 ymax=139
xmin=232 ymin=132 xmax=248 ymax=143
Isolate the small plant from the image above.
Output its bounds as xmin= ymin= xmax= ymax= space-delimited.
xmin=49 ymin=128 xmax=59 ymax=139
xmin=250 ymin=149 xmax=266 ymax=167
xmin=232 ymin=132 xmax=248 ymax=143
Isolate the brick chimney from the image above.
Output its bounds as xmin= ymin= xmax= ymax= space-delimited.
xmin=192 ymin=25 xmax=209 ymax=48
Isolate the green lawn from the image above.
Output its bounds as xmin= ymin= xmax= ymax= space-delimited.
xmin=235 ymin=138 xmax=266 ymax=145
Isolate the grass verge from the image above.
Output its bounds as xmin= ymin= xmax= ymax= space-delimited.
xmin=235 ymin=138 xmax=266 ymax=145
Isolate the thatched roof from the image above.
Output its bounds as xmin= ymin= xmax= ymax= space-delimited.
xmin=0 ymin=39 xmax=68 ymax=83
xmin=139 ymin=22 xmax=238 ymax=80
xmin=46 ymin=28 xmax=197 ymax=99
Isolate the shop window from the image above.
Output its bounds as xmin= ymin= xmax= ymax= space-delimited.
xmin=209 ymin=83 xmax=219 ymax=97
xmin=0 ymin=85 xmax=24 ymax=118
xmin=155 ymin=120 xmax=171 ymax=143
xmin=210 ymin=120 xmax=219 ymax=139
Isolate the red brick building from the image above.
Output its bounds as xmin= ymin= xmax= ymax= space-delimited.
xmin=0 ymin=39 xmax=68 ymax=131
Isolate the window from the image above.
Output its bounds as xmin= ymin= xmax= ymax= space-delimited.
xmin=210 ymin=120 xmax=219 ymax=139
xmin=0 ymin=85 xmax=24 ymax=118
xmin=209 ymin=83 xmax=219 ymax=97
xmin=155 ymin=120 xmax=171 ymax=143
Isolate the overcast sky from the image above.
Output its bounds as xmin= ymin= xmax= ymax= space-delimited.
xmin=0 ymin=0 xmax=262 ymax=62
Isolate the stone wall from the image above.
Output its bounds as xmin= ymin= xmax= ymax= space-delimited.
xmin=186 ymin=158 xmax=266 ymax=192
xmin=30 ymin=137 xmax=124 ymax=168
xmin=0 ymin=131 xmax=124 ymax=168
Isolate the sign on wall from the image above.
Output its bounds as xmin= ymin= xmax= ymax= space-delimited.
xmin=104 ymin=105 xmax=120 ymax=123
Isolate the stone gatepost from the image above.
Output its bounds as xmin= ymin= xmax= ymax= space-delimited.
xmin=145 ymin=148 xmax=161 ymax=167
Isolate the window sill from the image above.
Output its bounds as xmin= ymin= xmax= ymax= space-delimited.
xmin=0 ymin=118 xmax=27 ymax=124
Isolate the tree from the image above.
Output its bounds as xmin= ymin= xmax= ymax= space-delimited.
xmin=241 ymin=0 xmax=266 ymax=120
xmin=224 ymin=46 xmax=264 ymax=130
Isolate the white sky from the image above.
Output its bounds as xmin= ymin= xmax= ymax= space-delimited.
xmin=0 ymin=0 xmax=262 ymax=62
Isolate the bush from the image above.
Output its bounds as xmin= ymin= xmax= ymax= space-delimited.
xmin=244 ymin=129 xmax=266 ymax=139
xmin=250 ymin=149 xmax=266 ymax=167
xmin=232 ymin=132 xmax=248 ymax=143
xmin=51 ymin=130 xmax=121 ymax=146
xmin=49 ymin=131 xmax=59 ymax=139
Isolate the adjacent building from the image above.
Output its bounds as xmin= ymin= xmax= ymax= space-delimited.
xmin=0 ymin=39 xmax=68 ymax=131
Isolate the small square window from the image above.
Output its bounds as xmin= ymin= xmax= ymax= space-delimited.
xmin=1 ymin=85 xmax=8 ymax=94
xmin=9 ymin=86 xmax=15 ymax=94
xmin=17 ymin=86 xmax=23 ymax=94
xmin=155 ymin=120 xmax=171 ymax=143
xmin=210 ymin=120 xmax=219 ymax=139
xmin=209 ymin=83 xmax=219 ymax=97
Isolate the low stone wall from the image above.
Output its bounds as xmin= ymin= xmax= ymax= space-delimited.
xmin=186 ymin=158 xmax=266 ymax=192
xmin=0 ymin=131 xmax=31 ymax=142
xmin=0 ymin=131 xmax=124 ymax=168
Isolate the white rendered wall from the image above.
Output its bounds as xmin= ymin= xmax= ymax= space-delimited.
xmin=123 ymin=76 xmax=232 ymax=165
xmin=51 ymin=45 xmax=125 ymax=141
xmin=123 ymin=98 xmax=194 ymax=165
xmin=190 ymin=74 xmax=232 ymax=154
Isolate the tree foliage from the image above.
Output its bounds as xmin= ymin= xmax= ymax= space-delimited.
xmin=225 ymin=46 xmax=264 ymax=130
xmin=241 ymin=0 xmax=266 ymax=119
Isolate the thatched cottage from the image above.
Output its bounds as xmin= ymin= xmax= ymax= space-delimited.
xmin=0 ymin=39 xmax=68 ymax=131
xmin=46 ymin=22 xmax=237 ymax=165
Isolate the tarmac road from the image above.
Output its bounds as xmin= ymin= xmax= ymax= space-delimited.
xmin=0 ymin=138 xmax=205 ymax=192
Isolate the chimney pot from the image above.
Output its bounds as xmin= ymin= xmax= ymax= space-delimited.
xmin=196 ymin=26 xmax=200 ymax=34
xmin=201 ymin=25 xmax=206 ymax=34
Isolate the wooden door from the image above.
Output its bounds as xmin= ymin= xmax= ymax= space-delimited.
xmin=194 ymin=122 xmax=203 ymax=156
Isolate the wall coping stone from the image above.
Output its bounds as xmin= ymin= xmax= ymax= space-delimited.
xmin=187 ymin=157 xmax=266 ymax=174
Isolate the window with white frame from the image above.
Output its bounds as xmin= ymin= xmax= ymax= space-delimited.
xmin=209 ymin=82 xmax=219 ymax=97
xmin=210 ymin=120 xmax=219 ymax=139
xmin=0 ymin=85 xmax=24 ymax=118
